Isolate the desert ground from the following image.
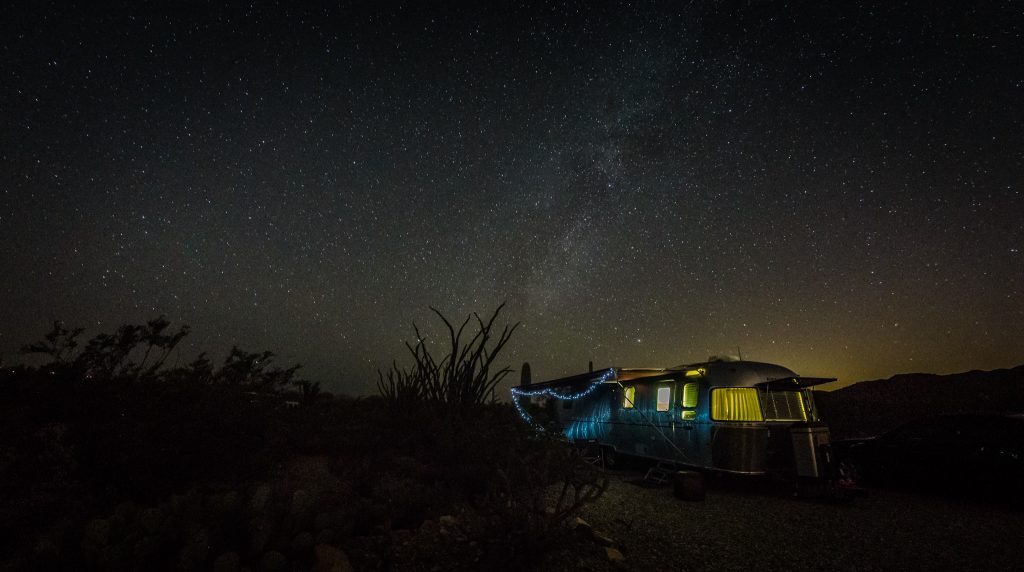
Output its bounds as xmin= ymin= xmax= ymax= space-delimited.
xmin=561 ymin=468 xmax=1024 ymax=571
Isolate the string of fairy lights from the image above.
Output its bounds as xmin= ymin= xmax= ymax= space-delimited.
xmin=509 ymin=368 xmax=615 ymax=429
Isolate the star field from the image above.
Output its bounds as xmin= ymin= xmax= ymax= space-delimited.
xmin=2 ymin=1 xmax=1022 ymax=394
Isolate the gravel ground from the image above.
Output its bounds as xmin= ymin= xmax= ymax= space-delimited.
xmin=573 ymin=470 xmax=1024 ymax=571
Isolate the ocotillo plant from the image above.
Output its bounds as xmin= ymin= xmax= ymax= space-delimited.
xmin=377 ymin=303 xmax=519 ymax=414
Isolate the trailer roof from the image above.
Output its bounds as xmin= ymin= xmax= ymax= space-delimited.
xmin=516 ymin=360 xmax=836 ymax=390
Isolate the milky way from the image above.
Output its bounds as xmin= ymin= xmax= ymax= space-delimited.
xmin=2 ymin=1 xmax=1021 ymax=394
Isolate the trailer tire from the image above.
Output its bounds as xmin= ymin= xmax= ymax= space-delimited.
xmin=672 ymin=471 xmax=705 ymax=501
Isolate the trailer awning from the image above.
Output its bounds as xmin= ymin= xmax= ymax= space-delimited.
xmin=515 ymin=368 xmax=618 ymax=391
xmin=755 ymin=377 xmax=836 ymax=390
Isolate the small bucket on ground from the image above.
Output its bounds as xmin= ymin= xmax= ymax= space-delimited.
xmin=672 ymin=470 xmax=705 ymax=501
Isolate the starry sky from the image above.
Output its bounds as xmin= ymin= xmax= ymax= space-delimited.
xmin=2 ymin=1 xmax=1022 ymax=395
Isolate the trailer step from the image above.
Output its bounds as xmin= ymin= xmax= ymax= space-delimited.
xmin=643 ymin=461 xmax=677 ymax=485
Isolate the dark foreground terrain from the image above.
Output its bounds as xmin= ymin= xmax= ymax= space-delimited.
xmin=566 ymin=469 xmax=1024 ymax=571
xmin=3 ymin=317 xmax=1021 ymax=570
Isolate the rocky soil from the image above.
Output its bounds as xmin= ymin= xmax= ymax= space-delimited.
xmin=569 ymin=470 xmax=1024 ymax=571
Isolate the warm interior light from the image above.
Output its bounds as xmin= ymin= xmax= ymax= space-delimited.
xmin=656 ymin=386 xmax=671 ymax=412
xmin=622 ymin=385 xmax=635 ymax=409
xmin=710 ymin=388 xmax=763 ymax=421
xmin=682 ymin=382 xmax=698 ymax=408
xmin=761 ymin=390 xmax=808 ymax=421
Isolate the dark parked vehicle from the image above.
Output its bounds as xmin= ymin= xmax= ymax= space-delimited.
xmin=833 ymin=413 xmax=1024 ymax=505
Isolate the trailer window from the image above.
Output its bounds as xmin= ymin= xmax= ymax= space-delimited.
xmin=656 ymin=387 xmax=671 ymax=412
xmin=761 ymin=390 xmax=807 ymax=421
xmin=681 ymin=382 xmax=698 ymax=408
xmin=710 ymin=388 xmax=763 ymax=421
xmin=680 ymin=382 xmax=698 ymax=420
xmin=622 ymin=386 xmax=635 ymax=409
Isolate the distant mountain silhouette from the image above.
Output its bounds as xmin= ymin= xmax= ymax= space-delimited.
xmin=814 ymin=365 xmax=1024 ymax=439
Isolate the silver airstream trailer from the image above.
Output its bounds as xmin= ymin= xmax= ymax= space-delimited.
xmin=511 ymin=358 xmax=837 ymax=483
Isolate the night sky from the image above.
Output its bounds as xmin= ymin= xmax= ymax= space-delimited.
xmin=2 ymin=1 xmax=1022 ymax=395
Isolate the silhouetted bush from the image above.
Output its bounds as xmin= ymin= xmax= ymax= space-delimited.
xmin=1 ymin=311 xmax=608 ymax=570
xmin=377 ymin=304 xmax=518 ymax=415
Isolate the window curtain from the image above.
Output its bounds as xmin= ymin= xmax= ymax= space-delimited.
xmin=682 ymin=382 xmax=699 ymax=408
xmin=761 ymin=391 xmax=807 ymax=421
xmin=711 ymin=388 xmax=763 ymax=421
xmin=622 ymin=386 xmax=635 ymax=408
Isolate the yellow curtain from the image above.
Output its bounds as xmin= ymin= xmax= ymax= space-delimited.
xmin=682 ymin=382 xmax=698 ymax=408
xmin=711 ymin=388 xmax=763 ymax=421
xmin=622 ymin=386 xmax=635 ymax=408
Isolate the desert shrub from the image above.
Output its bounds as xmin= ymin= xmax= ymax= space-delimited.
xmin=475 ymin=431 xmax=609 ymax=568
xmin=369 ymin=304 xmax=610 ymax=566
xmin=20 ymin=318 xmax=189 ymax=383
xmin=377 ymin=304 xmax=518 ymax=415
xmin=1 ymin=309 xmax=611 ymax=570
xmin=18 ymin=318 xmax=310 ymax=394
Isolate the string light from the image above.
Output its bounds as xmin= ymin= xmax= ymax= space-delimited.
xmin=510 ymin=368 xmax=615 ymax=428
